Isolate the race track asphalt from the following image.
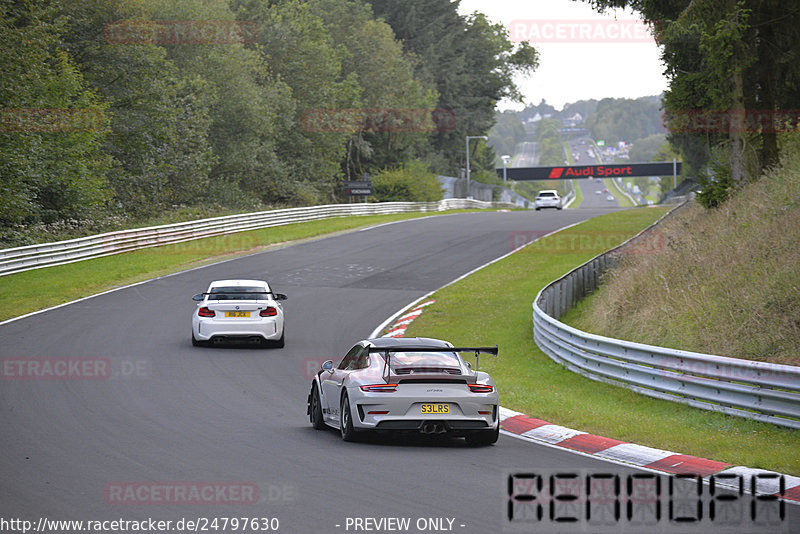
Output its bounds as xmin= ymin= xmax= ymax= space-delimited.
xmin=1 ymin=208 xmax=794 ymax=533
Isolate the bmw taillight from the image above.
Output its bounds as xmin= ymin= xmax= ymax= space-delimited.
xmin=198 ymin=307 xmax=215 ymax=317
xmin=469 ymin=384 xmax=494 ymax=393
xmin=260 ymin=307 xmax=278 ymax=317
xmin=360 ymin=384 xmax=398 ymax=393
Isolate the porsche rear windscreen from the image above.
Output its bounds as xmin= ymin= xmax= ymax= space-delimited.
xmin=386 ymin=351 xmax=462 ymax=374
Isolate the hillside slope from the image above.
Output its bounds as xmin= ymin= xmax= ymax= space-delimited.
xmin=566 ymin=149 xmax=800 ymax=365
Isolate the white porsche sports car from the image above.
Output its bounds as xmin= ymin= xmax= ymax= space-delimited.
xmin=191 ymin=279 xmax=287 ymax=348
xmin=307 ymin=337 xmax=500 ymax=445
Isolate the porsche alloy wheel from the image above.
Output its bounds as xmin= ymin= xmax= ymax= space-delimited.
xmin=340 ymin=394 xmax=357 ymax=442
xmin=309 ymin=384 xmax=325 ymax=430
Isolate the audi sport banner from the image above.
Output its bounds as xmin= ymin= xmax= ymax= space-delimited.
xmin=497 ymin=162 xmax=680 ymax=181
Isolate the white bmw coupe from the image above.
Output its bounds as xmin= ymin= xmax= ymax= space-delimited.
xmin=191 ymin=279 xmax=287 ymax=348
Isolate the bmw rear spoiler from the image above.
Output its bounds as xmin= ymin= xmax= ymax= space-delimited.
xmin=192 ymin=291 xmax=287 ymax=301
xmin=368 ymin=346 xmax=498 ymax=382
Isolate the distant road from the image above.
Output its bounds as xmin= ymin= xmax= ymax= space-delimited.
xmin=568 ymin=136 xmax=619 ymax=208
xmin=511 ymin=141 xmax=537 ymax=167
xmin=508 ymin=138 xmax=615 ymax=209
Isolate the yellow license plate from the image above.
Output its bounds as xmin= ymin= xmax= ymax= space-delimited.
xmin=224 ymin=311 xmax=250 ymax=318
xmin=420 ymin=403 xmax=449 ymax=414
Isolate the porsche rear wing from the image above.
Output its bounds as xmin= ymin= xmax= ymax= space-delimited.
xmin=368 ymin=346 xmax=498 ymax=383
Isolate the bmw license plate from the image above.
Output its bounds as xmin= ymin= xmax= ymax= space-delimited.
xmin=420 ymin=403 xmax=449 ymax=414
xmin=224 ymin=311 xmax=250 ymax=318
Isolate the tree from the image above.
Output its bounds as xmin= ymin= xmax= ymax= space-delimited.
xmin=0 ymin=0 xmax=111 ymax=226
xmin=488 ymin=110 xmax=526 ymax=163
xmin=585 ymin=97 xmax=664 ymax=144
xmin=587 ymin=0 xmax=800 ymax=200
xmin=236 ymin=0 xmax=359 ymax=202
xmin=58 ymin=0 xmax=216 ymax=214
xmin=307 ymin=0 xmax=438 ymax=181
xmin=629 ymin=133 xmax=668 ymax=162
xmin=366 ymin=0 xmax=539 ymax=174
xmin=142 ymin=0 xmax=291 ymax=206
xmin=536 ymin=119 xmax=567 ymax=166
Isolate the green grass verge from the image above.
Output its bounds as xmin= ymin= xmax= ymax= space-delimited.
xmin=559 ymin=146 xmax=581 ymax=209
xmin=402 ymin=207 xmax=800 ymax=475
xmin=605 ymin=178 xmax=636 ymax=207
xmin=620 ymin=177 xmax=661 ymax=204
xmin=563 ymin=142 xmax=574 ymax=165
xmin=0 ymin=210 xmax=493 ymax=322
xmin=568 ymin=180 xmax=583 ymax=208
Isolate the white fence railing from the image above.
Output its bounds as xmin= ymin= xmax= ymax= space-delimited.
xmin=531 ymin=205 xmax=800 ymax=429
xmin=0 ymin=199 xmax=517 ymax=277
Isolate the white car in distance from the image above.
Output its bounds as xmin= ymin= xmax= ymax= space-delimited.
xmin=191 ymin=279 xmax=287 ymax=348
xmin=534 ymin=190 xmax=562 ymax=210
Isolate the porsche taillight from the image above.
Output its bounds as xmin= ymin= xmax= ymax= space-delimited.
xmin=260 ymin=307 xmax=278 ymax=317
xmin=360 ymin=384 xmax=398 ymax=393
xmin=468 ymin=384 xmax=494 ymax=393
xmin=198 ymin=307 xmax=215 ymax=317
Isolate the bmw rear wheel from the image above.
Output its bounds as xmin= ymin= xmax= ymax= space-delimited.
xmin=273 ymin=329 xmax=285 ymax=348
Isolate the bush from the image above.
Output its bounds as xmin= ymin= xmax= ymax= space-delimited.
xmin=372 ymin=161 xmax=443 ymax=202
xmin=696 ymin=158 xmax=735 ymax=208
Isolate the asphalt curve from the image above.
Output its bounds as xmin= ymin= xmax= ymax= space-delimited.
xmin=1 ymin=209 xmax=795 ymax=534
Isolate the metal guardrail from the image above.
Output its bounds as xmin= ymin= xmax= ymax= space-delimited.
xmin=560 ymin=182 xmax=576 ymax=208
xmin=532 ymin=205 xmax=800 ymax=429
xmin=0 ymin=198 xmax=517 ymax=277
xmin=437 ymin=176 xmax=531 ymax=207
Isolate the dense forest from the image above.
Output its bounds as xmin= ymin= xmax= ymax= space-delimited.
xmin=534 ymin=118 xmax=567 ymax=166
xmin=486 ymin=110 xmax=526 ymax=162
xmin=0 ymin=0 xmax=537 ymax=244
xmin=585 ymin=97 xmax=664 ymax=144
xmin=5 ymin=0 xmax=798 ymax=244
xmin=512 ymin=96 xmax=664 ymax=145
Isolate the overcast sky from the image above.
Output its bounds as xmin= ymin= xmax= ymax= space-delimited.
xmin=456 ymin=0 xmax=669 ymax=110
